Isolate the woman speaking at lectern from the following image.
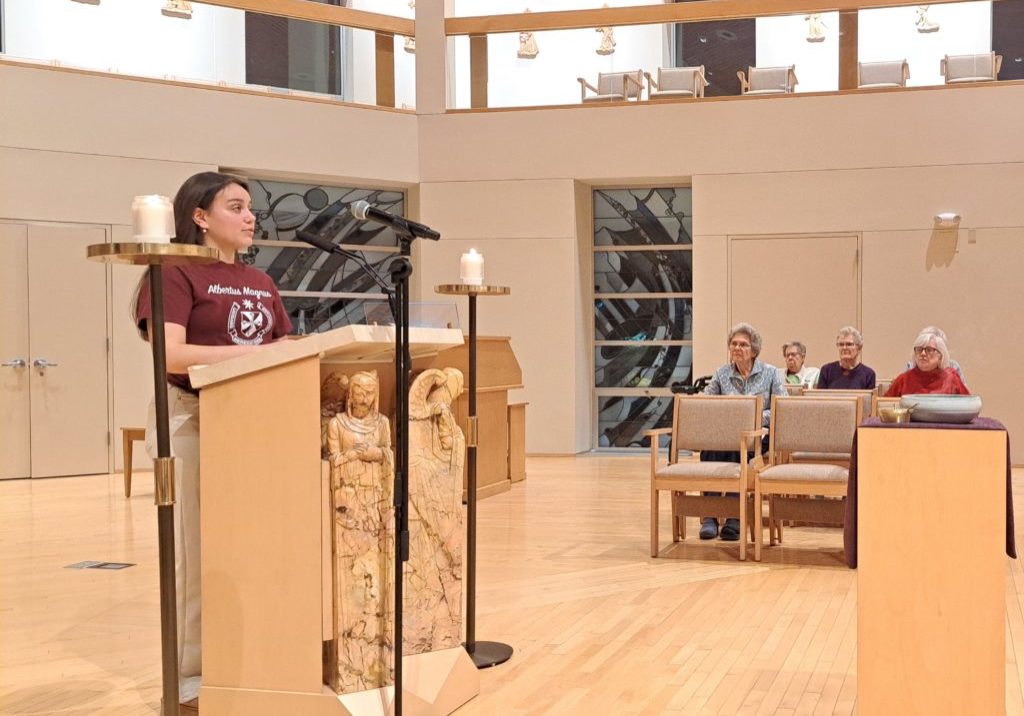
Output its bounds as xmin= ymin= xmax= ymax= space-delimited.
xmin=132 ymin=172 xmax=291 ymax=712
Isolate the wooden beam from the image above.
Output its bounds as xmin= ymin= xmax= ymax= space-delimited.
xmin=839 ymin=10 xmax=859 ymax=90
xmin=375 ymin=32 xmax=395 ymax=109
xmin=470 ymin=34 xmax=488 ymax=110
xmin=198 ymin=0 xmax=414 ymax=35
xmin=445 ymin=0 xmax=997 ymax=35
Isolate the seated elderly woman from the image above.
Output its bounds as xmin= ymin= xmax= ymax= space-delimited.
xmin=782 ymin=340 xmax=819 ymax=387
xmin=700 ymin=322 xmax=787 ymax=541
xmin=886 ymin=330 xmax=969 ymax=396
xmin=903 ymin=325 xmax=967 ymax=387
xmin=816 ymin=326 xmax=876 ymax=390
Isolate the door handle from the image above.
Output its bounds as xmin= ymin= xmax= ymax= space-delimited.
xmin=33 ymin=358 xmax=59 ymax=370
xmin=2 ymin=358 xmax=26 ymax=368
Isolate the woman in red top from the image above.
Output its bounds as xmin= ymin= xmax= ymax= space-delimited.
xmin=885 ymin=331 xmax=969 ymax=396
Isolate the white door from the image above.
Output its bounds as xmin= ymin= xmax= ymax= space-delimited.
xmin=730 ymin=234 xmax=860 ymax=374
xmin=0 ymin=224 xmax=31 ymax=480
xmin=27 ymin=224 xmax=111 ymax=478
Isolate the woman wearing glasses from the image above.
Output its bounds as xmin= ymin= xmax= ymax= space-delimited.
xmin=885 ymin=330 xmax=969 ymax=396
xmin=816 ymin=326 xmax=876 ymax=390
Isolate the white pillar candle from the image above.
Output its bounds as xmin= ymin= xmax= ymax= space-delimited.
xmin=460 ymin=248 xmax=484 ymax=286
xmin=131 ymin=194 xmax=174 ymax=243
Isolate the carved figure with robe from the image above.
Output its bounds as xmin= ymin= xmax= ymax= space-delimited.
xmin=325 ymin=370 xmax=395 ymax=692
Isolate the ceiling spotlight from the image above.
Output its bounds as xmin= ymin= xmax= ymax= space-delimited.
xmin=934 ymin=212 xmax=961 ymax=228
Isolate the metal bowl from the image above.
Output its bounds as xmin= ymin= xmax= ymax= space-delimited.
xmin=879 ymin=406 xmax=914 ymax=424
xmin=900 ymin=394 xmax=981 ymax=423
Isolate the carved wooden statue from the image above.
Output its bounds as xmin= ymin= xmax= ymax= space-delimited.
xmin=404 ymin=368 xmax=466 ymax=654
xmin=325 ymin=370 xmax=395 ymax=692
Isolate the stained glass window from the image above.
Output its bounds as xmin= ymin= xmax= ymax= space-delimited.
xmin=593 ymin=187 xmax=693 ymax=449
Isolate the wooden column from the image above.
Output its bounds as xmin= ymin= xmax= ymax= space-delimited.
xmin=375 ymin=31 xmax=396 ymax=108
xmin=469 ymin=34 xmax=488 ymax=109
xmin=839 ymin=10 xmax=858 ymax=90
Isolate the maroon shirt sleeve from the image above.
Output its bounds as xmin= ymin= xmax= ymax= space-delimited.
xmin=135 ymin=266 xmax=195 ymax=334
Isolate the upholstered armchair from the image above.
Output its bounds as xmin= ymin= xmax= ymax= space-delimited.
xmin=858 ymin=59 xmax=910 ymax=88
xmin=577 ymin=70 xmax=645 ymax=103
xmin=647 ymin=394 xmax=764 ymax=561
xmin=644 ymin=66 xmax=708 ymax=100
xmin=941 ymin=52 xmax=1002 ymax=84
xmin=752 ymin=395 xmax=862 ymax=561
xmin=737 ymin=65 xmax=797 ymax=95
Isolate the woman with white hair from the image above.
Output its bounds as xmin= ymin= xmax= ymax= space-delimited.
xmin=699 ymin=322 xmax=786 ymax=541
xmin=885 ymin=330 xmax=969 ymax=397
xmin=816 ymin=326 xmax=876 ymax=390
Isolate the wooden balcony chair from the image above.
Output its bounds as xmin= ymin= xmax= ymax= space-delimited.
xmin=647 ymin=394 xmax=764 ymax=561
xmin=941 ymin=52 xmax=1002 ymax=84
xmin=858 ymin=59 xmax=910 ymax=89
xmin=737 ymin=65 xmax=797 ymax=95
xmin=577 ymin=70 xmax=644 ymax=103
xmin=644 ymin=66 xmax=708 ymax=100
xmin=752 ymin=395 xmax=861 ymax=561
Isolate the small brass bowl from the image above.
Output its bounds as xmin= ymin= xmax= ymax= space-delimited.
xmin=879 ymin=407 xmax=914 ymax=424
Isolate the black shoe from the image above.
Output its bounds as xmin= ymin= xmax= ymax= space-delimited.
xmin=720 ymin=518 xmax=741 ymax=541
xmin=699 ymin=518 xmax=719 ymax=540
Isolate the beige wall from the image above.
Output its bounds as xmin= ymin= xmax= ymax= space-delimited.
xmin=4 ymin=58 xmax=1022 ymax=460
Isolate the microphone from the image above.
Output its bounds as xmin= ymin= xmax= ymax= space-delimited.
xmin=295 ymin=228 xmax=340 ymax=255
xmin=352 ymin=200 xmax=440 ymax=241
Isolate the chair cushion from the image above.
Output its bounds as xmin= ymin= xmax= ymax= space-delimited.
xmin=858 ymin=82 xmax=901 ymax=89
xmin=583 ymin=93 xmax=625 ymax=102
xmin=946 ymin=76 xmax=996 ymax=84
xmin=656 ymin=461 xmax=740 ymax=479
xmin=744 ymin=88 xmax=786 ymax=96
xmin=759 ymin=463 xmax=848 ymax=483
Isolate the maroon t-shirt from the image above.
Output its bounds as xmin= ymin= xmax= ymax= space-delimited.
xmin=136 ymin=262 xmax=292 ymax=392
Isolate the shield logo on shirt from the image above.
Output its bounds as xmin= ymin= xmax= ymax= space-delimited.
xmin=240 ymin=310 xmax=263 ymax=337
xmin=228 ymin=300 xmax=274 ymax=345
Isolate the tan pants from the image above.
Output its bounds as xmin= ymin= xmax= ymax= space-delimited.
xmin=146 ymin=385 xmax=202 ymax=702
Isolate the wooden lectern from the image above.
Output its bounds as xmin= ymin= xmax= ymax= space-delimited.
xmin=189 ymin=325 xmax=480 ymax=715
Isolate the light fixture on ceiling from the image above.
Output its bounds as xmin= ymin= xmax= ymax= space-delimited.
xmin=934 ymin=212 xmax=961 ymax=229
xmin=162 ymin=0 xmax=193 ymax=19
xmin=71 ymin=0 xmax=101 ymax=5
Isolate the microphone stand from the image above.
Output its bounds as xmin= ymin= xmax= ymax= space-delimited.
xmin=304 ymin=230 xmax=413 ymax=716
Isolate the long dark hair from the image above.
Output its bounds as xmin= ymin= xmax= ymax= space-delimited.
xmin=130 ymin=172 xmax=250 ymax=338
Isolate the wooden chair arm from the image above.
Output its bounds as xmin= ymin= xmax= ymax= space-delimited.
xmin=578 ymin=77 xmax=598 ymax=101
xmin=695 ymin=66 xmax=709 ymax=97
xmin=741 ymin=428 xmax=767 ymax=452
xmin=939 ymin=57 xmax=948 ymax=79
xmin=644 ymin=70 xmax=658 ymax=92
xmin=646 ymin=427 xmax=672 ymax=473
xmin=788 ymin=67 xmax=799 ymax=91
xmin=737 ymin=69 xmax=748 ymax=94
xmin=996 ymin=54 xmax=1003 ymax=76
xmin=624 ymin=73 xmax=643 ymax=99
xmin=902 ymin=61 xmax=911 ymax=83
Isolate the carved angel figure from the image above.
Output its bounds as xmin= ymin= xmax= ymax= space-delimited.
xmin=403 ymin=368 xmax=466 ymax=653
xmin=161 ymin=0 xmax=193 ymax=19
xmin=916 ymin=5 xmax=939 ymax=33
xmin=805 ymin=13 xmax=826 ymax=43
xmin=518 ymin=8 xmax=539 ymax=59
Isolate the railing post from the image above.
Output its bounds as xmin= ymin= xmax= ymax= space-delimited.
xmin=470 ymin=34 xmax=488 ymax=109
xmin=839 ymin=10 xmax=859 ymax=90
xmin=376 ymin=31 xmax=396 ymax=108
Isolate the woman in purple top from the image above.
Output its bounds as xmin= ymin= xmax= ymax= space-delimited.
xmin=816 ymin=325 xmax=876 ymax=390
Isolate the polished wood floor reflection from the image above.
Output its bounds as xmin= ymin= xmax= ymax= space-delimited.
xmin=2 ymin=456 xmax=1024 ymax=714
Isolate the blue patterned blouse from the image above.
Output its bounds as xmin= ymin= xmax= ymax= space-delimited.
xmin=703 ymin=359 xmax=787 ymax=427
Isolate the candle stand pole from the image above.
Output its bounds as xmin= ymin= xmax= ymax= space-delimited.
xmin=87 ymin=242 xmax=219 ymax=714
xmin=435 ymin=284 xmax=513 ymax=669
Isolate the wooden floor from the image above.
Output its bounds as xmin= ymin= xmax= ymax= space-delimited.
xmin=2 ymin=455 xmax=1024 ymax=714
